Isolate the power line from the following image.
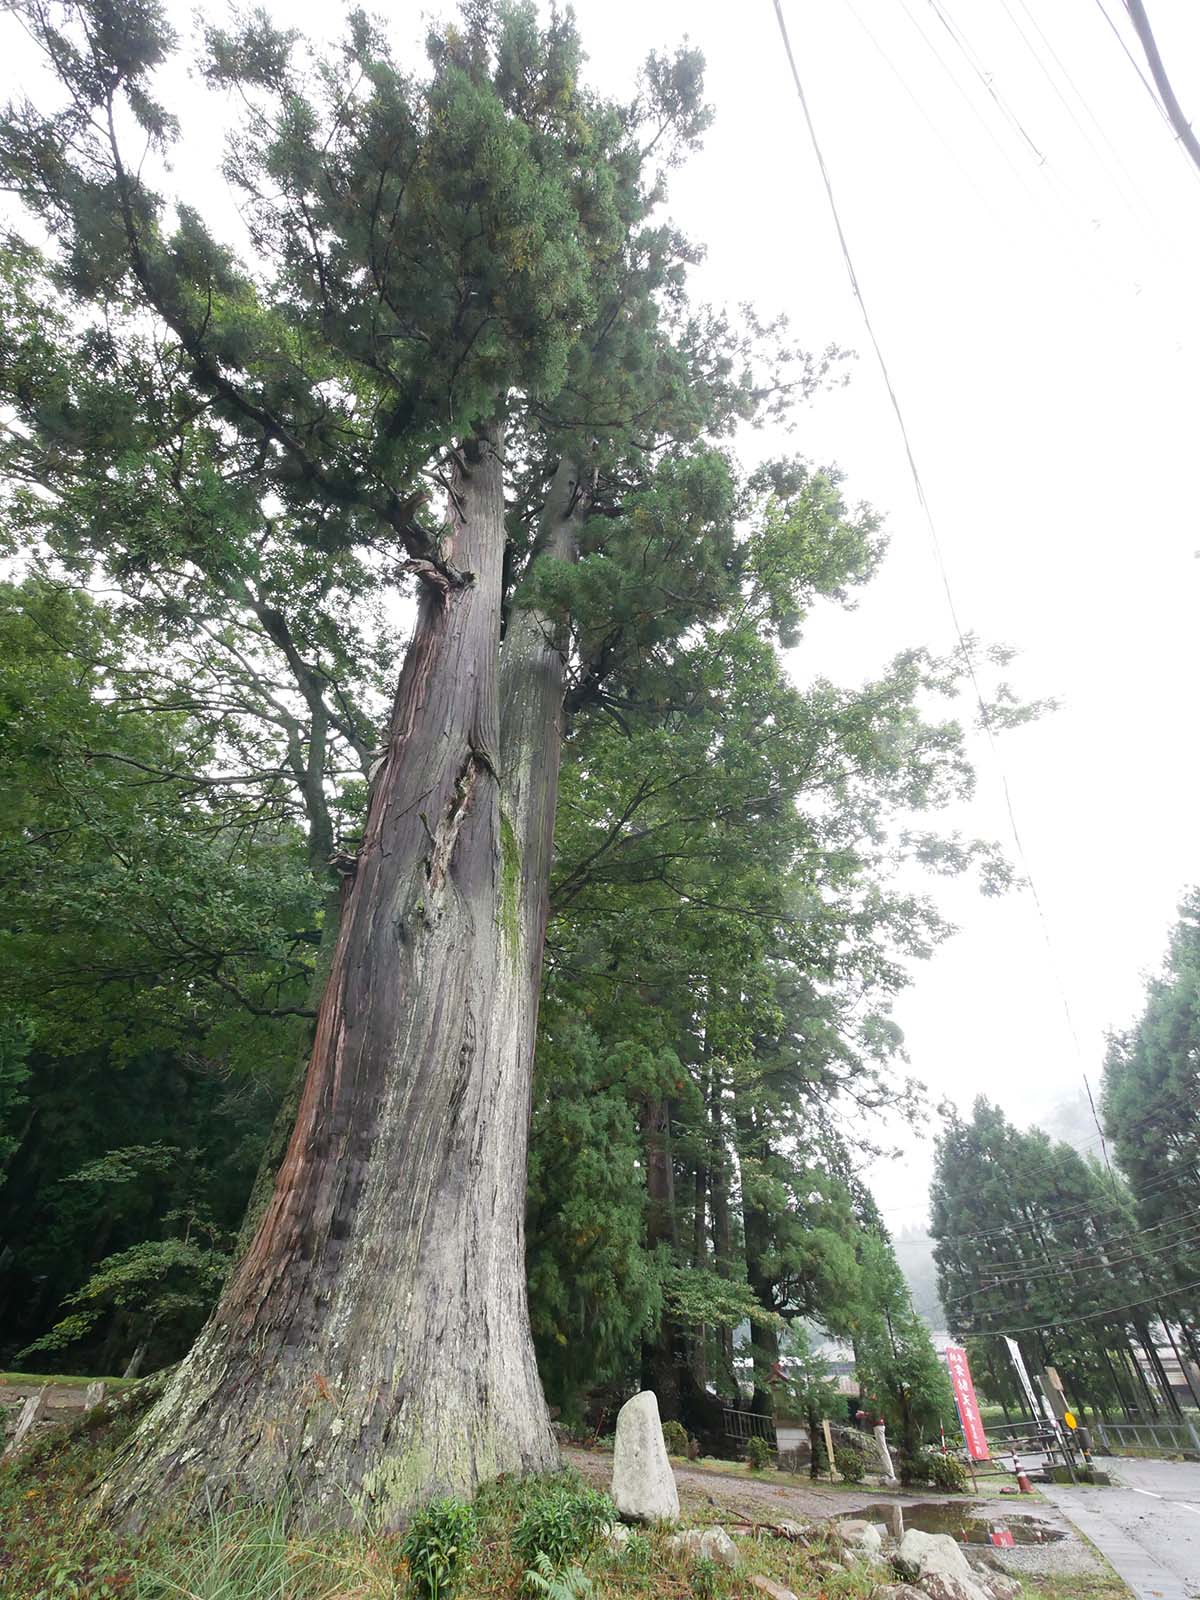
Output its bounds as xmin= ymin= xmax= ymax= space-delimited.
xmin=769 ymin=0 xmax=1099 ymax=1108
xmin=896 ymin=0 xmax=1184 ymax=309
xmin=924 ymin=0 xmax=1046 ymax=165
xmin=941 ymin=1201 xmax=1200 ymax=1278
xmin=1120 ymin=0 xmax=1200 ymax=177
xmin=1083 ymin=1069 xmax=1120 ymax=1199
xmin=1092 ymin=0 xmax=1200 ymax=188
xmin=944 ymin=1216 xmax=1200 ymax=1304
xmin=1010 ymin=0 xmax=1152 ymax=201
xmin=1000 ymin=0 xmax=1191 ymax=272
xmin=963 ymin=1277 xmax=1200 ymax=1338
xmin=839 ymin=0 xmax=1181 ymax=305
xmin=932 ymin=1164 xmax=1198 ymax=1249
xmin=885 ymin=1114 xmax=1196 ymax=1237
xmin=884 ymin=1097 xmax=1196 ymax=1226
xmin=836 ymin=0 xmax=1006 ymax=232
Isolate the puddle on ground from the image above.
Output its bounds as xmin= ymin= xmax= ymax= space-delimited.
xmin=841 ymin=1502 xmax=1066 ymax=1546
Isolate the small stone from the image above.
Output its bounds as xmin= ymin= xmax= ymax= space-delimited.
xmin=696 ymin=1527 xmax=739 ymax=1567
xmin=666 ymin=1526 xmax=739 ymax=1567
xmin=985 ymin=1579 xmax=1021 ymax=1600
xmin=611 ymin=1390 xmax=680 ymax=1524
xmin=840 ymin=1519 xmax=884 ymax=1554
xmin=604 ymin=1522 xmax=631 ymax=1553
xmin=748 ymin=1579 xmax=799 ymax=1600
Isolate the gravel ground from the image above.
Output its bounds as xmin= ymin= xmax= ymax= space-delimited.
xmin=987 ymin=1539 xmax=1106 ymax=1578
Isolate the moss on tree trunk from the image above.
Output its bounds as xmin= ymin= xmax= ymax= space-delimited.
xmin=100 ymin=429 xmax=557 ymax=1530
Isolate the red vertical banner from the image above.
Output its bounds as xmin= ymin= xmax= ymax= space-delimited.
xmin=945 ymin=1343 xmax=990 ymax=1460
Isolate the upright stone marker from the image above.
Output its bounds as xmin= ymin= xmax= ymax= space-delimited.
xmin=2 ymin=1384 xmax=51 ymax=1460
xmin=611 ymin=1390 xmax=680 ymax=1523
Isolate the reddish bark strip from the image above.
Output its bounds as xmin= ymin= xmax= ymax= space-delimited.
xmin=102 ymin=426 xmax=558 ymax=1529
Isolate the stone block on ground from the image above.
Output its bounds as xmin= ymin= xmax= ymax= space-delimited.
xmin=748 ymin=1578 xmax=799 ymax=1600
xmin=1 ymin=1385 xmax=51 ymax=1461
xmin=984 ymin=1577 xmax=1022 ymax=1600
xmin=840 ymin=1518 xmax=884 ymax=1553
xmin=610 ymin=1390 xmax=680 ymax=1524
xmin=895 ymin=1529 xmax=992 ymax=1600
xmin=666 ymin=1526 xmax=739 ymax=1566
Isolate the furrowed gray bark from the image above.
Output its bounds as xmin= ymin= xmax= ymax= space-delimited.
xmin=100 ymin=425 xmax=557 ymax=1530
xmin=498 ymin=458 xmax=586 ymax=974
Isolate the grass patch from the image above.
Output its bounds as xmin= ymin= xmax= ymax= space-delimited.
xmin=0 ymin=1371 xmax=137 ymax=1390
xmin=669 ymin=1453 xmax=866 ymax=1492
xmin=0 ymin=1408 xmax=1101 ymax=1600
xmin=1020 ymin=1576 xmax=1132 ymax=1600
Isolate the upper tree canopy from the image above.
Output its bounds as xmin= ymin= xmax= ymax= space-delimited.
xmin=2 ymin=0 xmax=863 ymax=773
xmin=0 ymin=0 xmax=816 ymax=577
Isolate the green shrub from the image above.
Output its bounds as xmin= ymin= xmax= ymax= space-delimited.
xmin=661 ymin=1419 xmax=689 ymax=1457
xmin=744 ymin=1434 xmax=773 ymax=1471
xmin=927 ymin=1451 xmax=970 ymax=1492
xmin=511 ymin=1477 xmax=615 ymax=1571
xmin=834 ymin=1444 xmax=866 ymax=1483
xmin=400 ymin=1497 xmax=478 ymax=1600
xmin=897 ymin=1449 xmax=933 ymax=1487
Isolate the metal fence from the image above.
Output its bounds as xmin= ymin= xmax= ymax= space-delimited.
xmin=973 ymin=1419 xmax=1076 ymax=1479
xmin=1094 ymin=1416 xmax=1200 ymax=1456
xmin=722 ymin=1406 xmax=776 ymax=1445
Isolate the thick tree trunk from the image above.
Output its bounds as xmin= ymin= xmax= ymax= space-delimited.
xmin=691 ymin=1159 xmax=709 ymax=1390
xmin=640 ymin=1095 xmax=682 ymax=1419
xmin=235 ymin=877 xmax=348 ymax=1258
xmin=498 ymin=457 xmax=584 ymax=1032
xmin=709 ymin=1072 xmax=738 ymax=1394
xmin=101 ymin=427 xmax=557 ymax=1529
xmin=737 ymin=1111 xmax=780 ymax=1416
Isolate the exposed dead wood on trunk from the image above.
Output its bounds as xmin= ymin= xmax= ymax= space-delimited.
xmin=99 ymin=424 xmax=557 ymax=1531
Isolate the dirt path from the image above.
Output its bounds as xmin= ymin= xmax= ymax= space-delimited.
xmin=567 ymin=1446 xmax=920 ymax=1523
xmin=564 ymin=1445 xmax=1102 ymax=1584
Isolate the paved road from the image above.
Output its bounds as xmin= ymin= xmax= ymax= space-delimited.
xmin=1044 ymin=1456 xmax=1200 ymax=1600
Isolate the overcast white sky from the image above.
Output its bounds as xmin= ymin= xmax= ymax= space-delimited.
xmin=5 ymin=0 xmax=1199 ymax=1228
xmin=611 ymin=0 xmax=1200 ymax=1227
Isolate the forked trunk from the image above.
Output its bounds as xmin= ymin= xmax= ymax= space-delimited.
xmin=497 ymin=457 xmax=584 ymax=1039
xmin=101 ymin=427 xmax=558 ymax=1529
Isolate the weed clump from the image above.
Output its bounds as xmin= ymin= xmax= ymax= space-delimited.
xmin=400 ymin=1496 xmax=478 ymax=1599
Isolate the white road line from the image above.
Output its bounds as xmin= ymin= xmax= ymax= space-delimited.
xmin=1169 ymin=1500 xmax=1200 ymax=1517
xmin=1130 ymin=1486 xmax=1165 ymax=1499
